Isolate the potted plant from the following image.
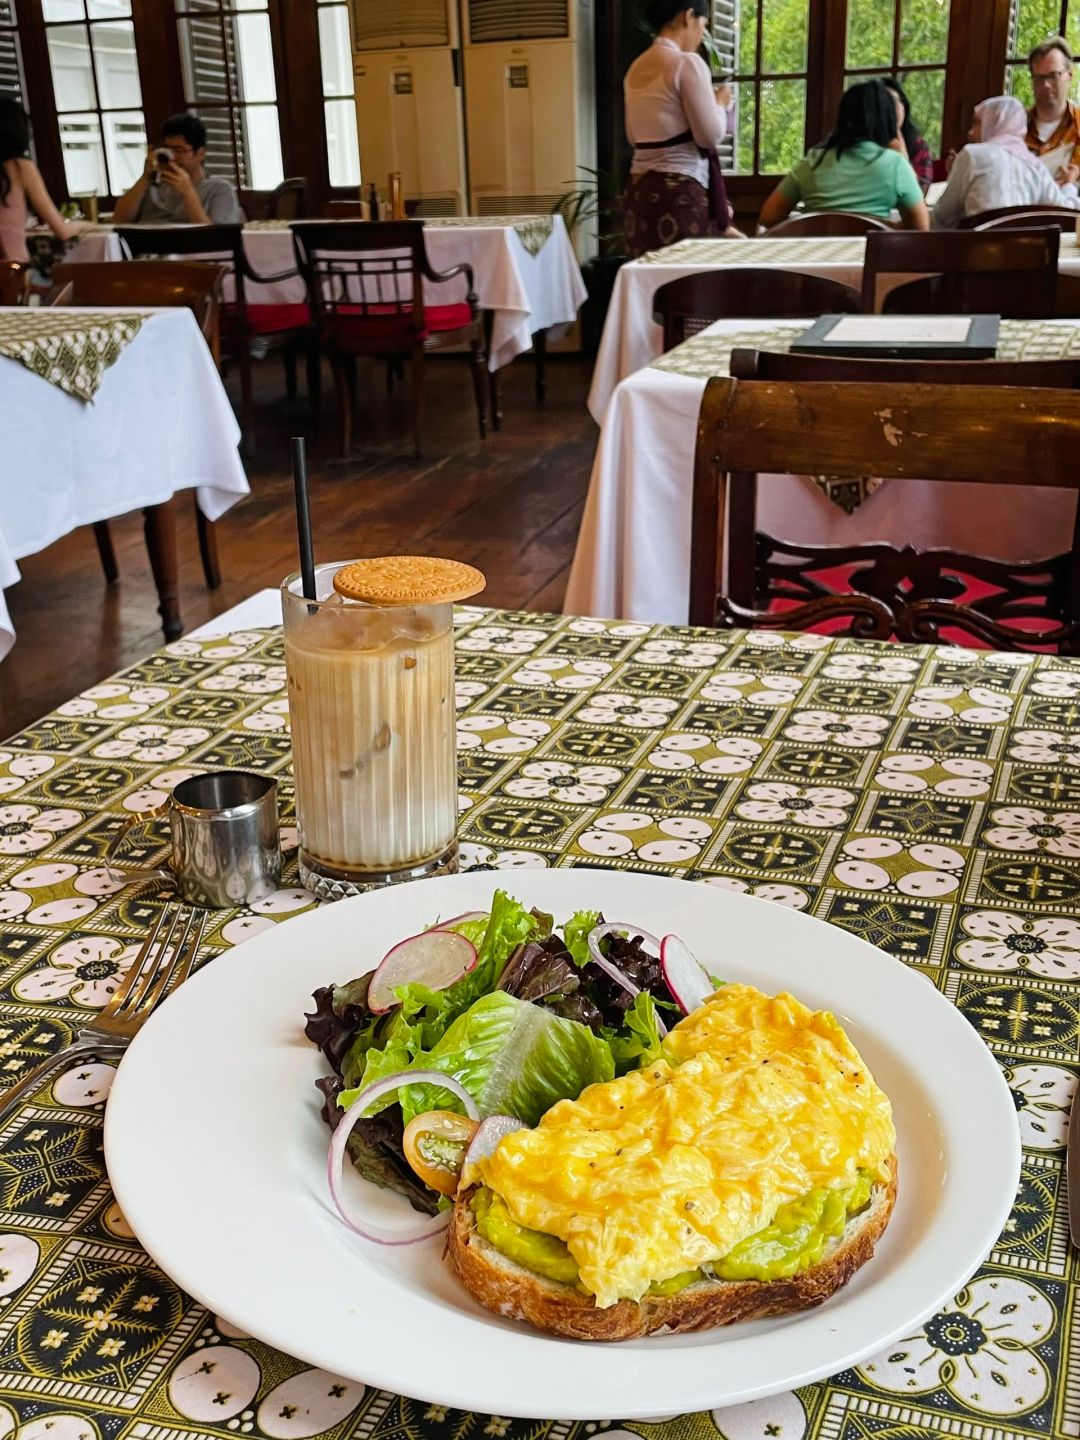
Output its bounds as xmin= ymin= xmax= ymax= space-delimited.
xmin=556 ymin=167 xmax=628 ymax=356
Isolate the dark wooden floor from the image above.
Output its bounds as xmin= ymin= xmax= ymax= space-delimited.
xmin=0 ymin=353 xmax=596 ymax=740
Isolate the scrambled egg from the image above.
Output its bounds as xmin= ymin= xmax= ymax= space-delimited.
xmin=476 ymin=984 xmax=896 ymax=1308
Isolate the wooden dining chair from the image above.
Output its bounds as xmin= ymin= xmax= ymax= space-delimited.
xmin=690 ymin=373 xmax=1080 ymax=650
xmin=117 ymin=223 xmax=318 ymax=456
xmin=960 ymin=204 xmax=1077 ymax=230
xmin=48 ymin=259 xmax=228 ymax=594
xmin=291 ymin=218 xmax=488 ymax=457
xmin=728 ymin=346 xmax=1080 ymax=388
xmin=0 ymin=260 xmax=28 ymax=305
xmin=762 ymin=211 xmax=891 ymax=237
xmin=266 ymin=177 xmax=308 ymax=220
xmin=652 ymin=270 xmax=861 ymax=352
xmin=862 ymin=227 xmax=1059 ymax=314
xmin=49 ymin=258 xmax=223 ymax=353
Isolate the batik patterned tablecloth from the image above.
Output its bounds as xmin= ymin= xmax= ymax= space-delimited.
xmin=652 ymin=316 xmax=1080 ymax=380
xmin=424 ymin=216 xmax=556 ymax=257
xmin=639 ymin=236 xmax=867 ymax=267
xmin=0 ymin=609 xmax=1076 ymax=1440
xmin=0 ymin=311 xmax=144 ymax=402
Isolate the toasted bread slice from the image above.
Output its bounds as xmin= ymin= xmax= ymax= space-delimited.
xmin=447 ymin=1156 xmax=898 ymax=1341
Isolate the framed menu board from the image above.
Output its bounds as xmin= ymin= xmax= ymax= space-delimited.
xmin=791 ymin=313 xmax=1000 ymax=360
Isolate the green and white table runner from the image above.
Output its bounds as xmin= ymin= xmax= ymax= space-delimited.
xmin=0 ymin=311 xmax=145 ymax=402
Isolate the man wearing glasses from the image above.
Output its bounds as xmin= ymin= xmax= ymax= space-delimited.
xmin=113 ymin=113 xmax=245 ymax=226
xmin=1025 ymin=36 xmax=1080 ymax=187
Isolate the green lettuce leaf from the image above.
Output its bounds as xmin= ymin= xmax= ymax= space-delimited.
xmin=341 ymin=990 xmax=614 ymax=1125
xmin=338 ymin=889 xmax=546 ymax=1089
xmin=606 ymin=990 xmax=666 ymax=1071
xmin=563 ymin=909 xmax=600 ymax=968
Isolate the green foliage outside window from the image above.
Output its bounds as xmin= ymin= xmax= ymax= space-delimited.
xmin=1013 ymin=0 xmax=1064 ymax=55
xmin=731 ymin=0 xmax=951 ymax=171
xmin=1007 ymin=65 xmax=1035 ymax=105
xmin=896 ymin=67 xmax=946 ymax=151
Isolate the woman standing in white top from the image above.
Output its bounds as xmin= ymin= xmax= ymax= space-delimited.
xmin=623 ymin=0 xmax=742 ymax=256
xmin=932 ymin=95 xmax=1079 ymax=227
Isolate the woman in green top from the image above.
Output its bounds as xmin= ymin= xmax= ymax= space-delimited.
xmin=758 ymin=79 xmax=930 ymax=230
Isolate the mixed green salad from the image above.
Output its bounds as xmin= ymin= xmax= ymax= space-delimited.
xmin=304 ymin=890 xmax=690 ymax=1215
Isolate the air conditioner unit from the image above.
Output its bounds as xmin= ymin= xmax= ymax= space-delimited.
xmin=462 ymin=0 xmax=596 ymax=254
xmin=351 ymin=0 xmax=468 ymax=214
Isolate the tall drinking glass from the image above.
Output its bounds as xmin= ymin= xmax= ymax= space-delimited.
xmin=282 ymin=563 xmax=460 ymax=898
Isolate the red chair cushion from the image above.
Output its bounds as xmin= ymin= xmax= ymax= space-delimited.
xmin=224 ymin=303 xmax=312 ymax=335
xmin=329 ymin=302 xmax=473 ymax=342
xmin=424 ymin=303 xmax=475 ymax=332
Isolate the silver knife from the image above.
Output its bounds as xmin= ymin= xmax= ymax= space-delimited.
xmin=1070 ymin=1078 xmax=1080 ymax=1249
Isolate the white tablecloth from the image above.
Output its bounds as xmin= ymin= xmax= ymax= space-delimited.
xmin=0 ymin=305 xmax=248 ymax=661
xmin=588 ymin=233 xmax=1080 ymax=421
xmin=565 ymin=317 xmax=1078 ymax=625
xmin=64 ymin=218 xmax=587 ymax=373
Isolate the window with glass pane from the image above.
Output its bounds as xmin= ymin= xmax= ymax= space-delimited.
xmin=175 ymin=0 xmax=284 ymax=190
xmin=723 ymin=0 xmax=810 ymax=174
xmin=41 ymin=0 xmax=147 ymax=196
xmin=843 ymin=0 xmax=950 ymax=154
xmin=0 ymin=0 xmax=24 ymax=110
xmin=318 ymin=0 xmax=360 ymax=187
xmin=1005 ymin=0 xmax=1076 ymax=108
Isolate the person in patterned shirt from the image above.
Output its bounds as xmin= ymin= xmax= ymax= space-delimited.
xmin=1024 ymin=36 xmax=1080 ymax=190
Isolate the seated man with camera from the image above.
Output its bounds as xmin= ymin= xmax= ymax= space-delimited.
xmin=113 ymin=113 xmax=245 ymax=226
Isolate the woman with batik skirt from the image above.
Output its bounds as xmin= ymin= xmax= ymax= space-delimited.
xmin=623 ymin=0 xmax=743 ymax=257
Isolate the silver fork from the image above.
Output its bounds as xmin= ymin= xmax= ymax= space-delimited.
xmin=0 ymin=905 xmax=207 ymax=1123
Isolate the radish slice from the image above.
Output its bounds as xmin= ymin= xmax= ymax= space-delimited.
xmin=460 ymin=1114 xmax=528 ymax=1190
xmin=328 ymin=1069 xmax=479 ymax=1245
xmin=433 ymin=910 xmax=489 ymax=932
xmin=368 ymin=929 xmax=478 ymax=1013
xmin=586 ymin=923 xmax=667 ymax=1035
xmin=661 ymin=934 xmax=714 ymax=1014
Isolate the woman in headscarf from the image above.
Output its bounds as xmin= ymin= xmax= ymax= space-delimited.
xmin=932 ymin=95 xmax=1079 ymax=226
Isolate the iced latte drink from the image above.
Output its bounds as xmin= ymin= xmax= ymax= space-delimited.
xmin=282 ymin=559 xmax=485 ymax=896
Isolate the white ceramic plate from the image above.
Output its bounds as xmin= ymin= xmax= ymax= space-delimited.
xmin=104 ymin=870 xmax=1019 ymax=1421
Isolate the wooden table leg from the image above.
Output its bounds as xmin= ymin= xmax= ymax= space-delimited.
xmin=533 ymin=327 xmax=548 ymax=403
xmin=195 ymin=502 xmax=222 ymax=590
xmin=483 ymin=311 xmax=502 ymax=431
xmin=92 ymin=520 xmax=119 ymax=585
xmin=142 ymin=498 xmax=183 ymax=641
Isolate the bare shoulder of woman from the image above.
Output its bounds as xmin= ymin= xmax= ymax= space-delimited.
xmin=5 ymin=155 xmax=33 ymax=190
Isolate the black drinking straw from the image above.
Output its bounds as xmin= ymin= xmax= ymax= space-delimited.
xmin=291 ymin=435 xmax=317 ymax=601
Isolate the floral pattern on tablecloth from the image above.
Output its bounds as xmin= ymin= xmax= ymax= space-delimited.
xmin=0 ymin=609 xmax=1076 ymax=1440
xmin=0 ymin=311 xmax=144 ymax=402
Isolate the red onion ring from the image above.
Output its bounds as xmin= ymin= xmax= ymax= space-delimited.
xmin=327 ymin=1069 xmax=480 ymax=1245
xmin=586 ymin=922 xmax=668 ymax=1036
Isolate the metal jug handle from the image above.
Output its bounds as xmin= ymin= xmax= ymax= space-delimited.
xmin=105 ymin=806 xmax=174 ymax=888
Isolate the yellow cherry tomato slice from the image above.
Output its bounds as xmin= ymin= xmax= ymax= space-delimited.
xmin=402 ymin=1109 xmax=480 ymax=1196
